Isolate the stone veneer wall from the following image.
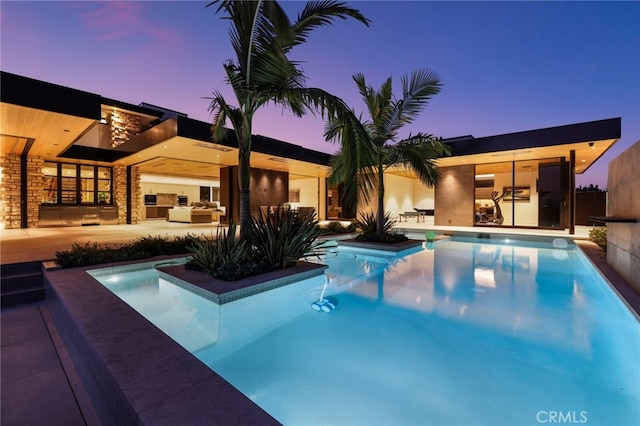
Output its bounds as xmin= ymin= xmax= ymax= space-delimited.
xmin=110 ymin=111 xmax=142 ymax=148
xmin=434 ymin=164 xmax=475 ymax=227
xmin=113 ymin=165 xmax=142 ymax=224
xmin=606 ymin=140 xmax=640 ymax=294
xmin=130 ymin=166 xmax=142 ymax=224
xmin=0 ymin=154 xmax=44 ymax=229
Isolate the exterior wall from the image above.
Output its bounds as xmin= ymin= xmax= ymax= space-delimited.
xmin=26 ymin=156 xmax=45 ymax=228
xmin=289 ymin=177 xmax=319 ymax=212
xmin=113 ymin=166 xmax=141 ymax=224
xmin=434 ymin=165 xmax=475 ymax=226
xmin=130 ymin=166 xmax=142 ymax=224
xmin=606 ymin=140 xmax=640 ymax=294
xmin=1 ymin=154 xmax=21 ymax=229
xmin=413 ymin=181 xmax=435 ymax=210
xmin=384 ymin=174 xmax=415 ymax=220
xmin=0 ymin=154 xmax=44 ymax=229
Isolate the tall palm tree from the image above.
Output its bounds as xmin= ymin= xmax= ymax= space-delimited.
xmin=326 ymin=70 xmax=450 ymax=236
xmin=207 ymin=0 xmax=369 ymax=240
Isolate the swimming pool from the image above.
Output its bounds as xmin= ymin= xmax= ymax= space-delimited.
xmin=90 ymin=238 xmax=640 ymax=426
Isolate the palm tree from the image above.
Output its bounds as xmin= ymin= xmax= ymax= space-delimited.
xmin=326 ymin=70 xmax=450 ymax=236
xmin=207 ymin=0 xmax=370 ymax=240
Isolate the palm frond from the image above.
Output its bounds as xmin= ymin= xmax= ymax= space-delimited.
xmin=396 ymin=69 xmax=442 ymax=125
xmin=291 ymin=1 xmax=370 ymax=51
xmin=390 ymin=134 xmax=451 ymax=186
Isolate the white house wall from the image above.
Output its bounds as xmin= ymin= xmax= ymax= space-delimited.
xmin=383 ymin=173 xmax=415 ymax=221
xmin=289 ymin=177 xmax=319 ymax=211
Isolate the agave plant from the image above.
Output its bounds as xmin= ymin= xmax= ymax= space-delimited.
xmin=187 ymin=223 xmax=263 ymax=280
xmin=248 ymin=207 xmax=322 ymax=269
xmin=355 ymin=211 xmax=408 ymax=243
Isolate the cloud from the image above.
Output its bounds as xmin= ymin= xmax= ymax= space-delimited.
xmin=77 ymin=1 xmax=178 ymax=43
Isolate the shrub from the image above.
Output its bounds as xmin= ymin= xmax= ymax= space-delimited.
xmin=55 ymin=242 xmax=149 ymax=268
xmin=355 ymin=211 xmax=408 ymax=243
xmin=248 ymin=207 xmax=322 ymax=269
xmin=55 ymin=234 xmax=197 ymax=269
xmin=320 ymin=220 xmax=357 ymax=235
xmin=589 ymin=226 xmax=607 ymax=250
xmin=130 ymin=234 xmax=195 ymax=256
xmin=186 ymin=223 xmax=269 ymax=281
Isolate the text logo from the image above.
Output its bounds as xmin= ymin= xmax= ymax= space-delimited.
xmin=536 ymin=411 xmax=588 ymax=424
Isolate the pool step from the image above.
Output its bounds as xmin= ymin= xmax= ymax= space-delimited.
xmin=1 ymin=261 xmax=45 ymax=307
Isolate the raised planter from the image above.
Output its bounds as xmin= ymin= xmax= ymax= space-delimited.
xmin=338 ymin=238 xmax=423 ymax=253
xmin=158 ymin=261 xmax=326 ymax=304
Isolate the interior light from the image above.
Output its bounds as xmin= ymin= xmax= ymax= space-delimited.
xmin=194 ymin=143 xmax=232 ymax=152
xmin=491 ymin=150 xmax=532 ymax=157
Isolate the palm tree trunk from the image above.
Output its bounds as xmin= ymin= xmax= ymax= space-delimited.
xmin=377 ymin=167 xmax=385 ymax=236
xmin=238 ymin=121 xmax=253 ymax=241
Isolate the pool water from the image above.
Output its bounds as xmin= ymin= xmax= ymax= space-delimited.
xmin=90 ymin=238 xmax=640 ymax=426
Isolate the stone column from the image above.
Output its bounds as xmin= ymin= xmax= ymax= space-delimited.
xmin=27 ymin=156 xmax=45 ymax=228
xmin=113 ymin=165 xmax=142 ymax=224
xmin=0 ymin=155 xmax=43 ymax=229
xmin=130 ymin=166 xmax=142 ymax=224
xmin=0 ymin=154 xmax=21 ymax=229
xmin=113 ymin=166 xmax=127 ymax=224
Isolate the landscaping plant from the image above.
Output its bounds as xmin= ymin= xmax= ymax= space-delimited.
xmin=326 ymin=70 xmax=449 ymax=238
xmin=208 ymin=0 xmax=369 ymax=240
xmin=187 ymin=223 xmax=268 ymax=281
xmin=55 ymin=235 xmax=197 ymax=269
xmin=355 ymin=211 xmax=408 ymax=243
xmin=588 ymin=226 xmax=607 ymax=250
xmin=320 ymin=220 xmax=357 ymax=235
xmin=248 ymin=208 xmax=322 ymax=269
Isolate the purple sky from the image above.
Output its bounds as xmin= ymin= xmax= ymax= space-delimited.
xmin=2 ymin=1 xmax=639 ymax=189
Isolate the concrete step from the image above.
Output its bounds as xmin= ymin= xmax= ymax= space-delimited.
xmin=1 ymin=261 xmax=45 ymax=307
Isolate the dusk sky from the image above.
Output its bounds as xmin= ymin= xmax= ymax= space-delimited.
xmin=1 ymin=1 xmax=639 ymax=188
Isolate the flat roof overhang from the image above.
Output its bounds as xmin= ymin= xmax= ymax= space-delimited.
xmin=0 ymin=72 xmax=332 ymax=180
xmin=389 ymin=118 xmax=621 ymax=177
xmin=113 ymin=115 xmax=332 ymax=180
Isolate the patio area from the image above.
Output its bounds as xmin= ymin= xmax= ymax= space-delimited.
xmin=0 ymin=220 xmax=593 ymax=266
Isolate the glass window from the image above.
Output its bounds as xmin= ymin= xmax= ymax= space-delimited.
xmin=42 ymin=162 xmax=58 ymax=204
xmin=474 ymin=163 xmax=512 ymax=225
xmin=97 ymin=167 xmax=111 ymax=204
xmin=475 ymin=158 xmax=565 ymax=229
xmin=39 ymin=162 xmax=112 ymax=205
xmin=537 ymin=158 xmax=564 ymax=228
